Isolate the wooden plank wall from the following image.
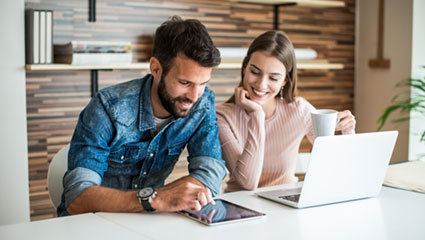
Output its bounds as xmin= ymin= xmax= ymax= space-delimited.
xmin=25 ymin=0 xmax=355 ymax=220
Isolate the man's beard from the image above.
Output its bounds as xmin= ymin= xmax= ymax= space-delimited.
xmin=157 ymin=74 xmax=194 ymax=118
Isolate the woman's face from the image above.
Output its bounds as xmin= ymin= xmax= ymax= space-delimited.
xmin=242 ymin=51 xmax=287 ymax=107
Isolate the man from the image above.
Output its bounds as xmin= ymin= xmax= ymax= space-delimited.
xmin=57 ymin=16 xmax=226 ymax=216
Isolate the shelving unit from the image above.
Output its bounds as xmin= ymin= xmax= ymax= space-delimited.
xmin=26 ymin=60 xmax=343 ymax=96
xmin=27 ymin=0 xmax=346 ymax=97
xmin=25 ymin=60 xmax=342 ymax=71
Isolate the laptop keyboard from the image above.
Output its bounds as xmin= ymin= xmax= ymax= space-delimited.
xmin=278 ymin=194 xmax=300 ymax=203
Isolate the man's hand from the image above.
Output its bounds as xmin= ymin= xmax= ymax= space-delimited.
xmin=150 ymin=176 xmax=215 ymax=212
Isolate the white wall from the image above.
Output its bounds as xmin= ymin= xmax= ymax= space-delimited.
xmin=356 ymin=0 xmax=413 ymax=163
xmin=409 ymin=0 xmax=425 ymax=161
xmin=0 ymin=0 xmax=30 ymax=225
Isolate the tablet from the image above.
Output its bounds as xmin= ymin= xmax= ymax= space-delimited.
xmin=179 ymin=199 xmax=265 ymax=226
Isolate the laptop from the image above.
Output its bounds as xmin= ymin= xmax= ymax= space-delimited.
xmin=256 ymin=131 xmax=398 ymax=208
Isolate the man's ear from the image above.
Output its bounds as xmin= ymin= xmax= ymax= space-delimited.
xmin=150 ymin=57 xmax=162 ymax=80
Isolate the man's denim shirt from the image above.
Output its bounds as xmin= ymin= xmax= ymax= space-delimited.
xmin=57 ymin=74 xmax=227 ymax=216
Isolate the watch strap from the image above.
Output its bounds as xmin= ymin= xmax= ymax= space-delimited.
xmin=140 ymin=197 xmax=156 ymax=212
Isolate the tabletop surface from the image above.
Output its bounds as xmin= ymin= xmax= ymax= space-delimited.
xmin=1 ymin=186 xmax=424 ymax=240
xmin=96 ymin=186 xmax=425 ymax=240
xmin=0 ymin=213 xmax=144 ymax=240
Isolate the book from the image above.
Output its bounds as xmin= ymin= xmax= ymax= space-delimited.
xmin=46 ymin=11 xmax=53 ymax=63
xmin=384 ymin=161 xmax=425 ymax=194
xmin=39 ymin=11 xmax=46 ymax=63
xmin=25 ymin=9 xmax=53 ymax=64
xmin=25 ymin=9 xmax=40 ymax=64
xmin=54 ymin=41 xmax=132 ymax=65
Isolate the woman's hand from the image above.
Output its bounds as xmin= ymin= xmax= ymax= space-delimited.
xmin=234 ymin=87 xmax=263 ymax=113
xmin=336 ymin=110 xmax=356 ymax=134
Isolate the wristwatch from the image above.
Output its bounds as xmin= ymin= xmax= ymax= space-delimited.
xmin=137 ymin=187 xmax=157 ymax=212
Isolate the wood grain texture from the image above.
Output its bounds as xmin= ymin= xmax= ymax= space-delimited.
xmin=25 ymin=0 xmax=355 ymax=220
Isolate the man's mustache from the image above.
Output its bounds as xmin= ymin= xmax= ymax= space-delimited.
xmin=174 ymin=97 xmax=193 ymax=105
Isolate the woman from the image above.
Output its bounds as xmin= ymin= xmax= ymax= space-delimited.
xmin=216 ymin=31 xmax=356 ymax=192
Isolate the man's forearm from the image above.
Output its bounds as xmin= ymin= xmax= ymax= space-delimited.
xmin=67 ymin=176 xmax=213 ymax=215
xmin=67 ymin=185 xmax=142 ymax=214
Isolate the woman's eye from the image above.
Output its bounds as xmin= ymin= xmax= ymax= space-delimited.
xmin=270 ymin=77 xmax=279 ymax=81
xmin=250 ymin=69 xmax=260 ymax=75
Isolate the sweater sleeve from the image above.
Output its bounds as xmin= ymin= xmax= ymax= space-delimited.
xmin=216 ymin=105 xmax=266 ymax=190
xmin=298 ymin=98 xmax=316 ymax=144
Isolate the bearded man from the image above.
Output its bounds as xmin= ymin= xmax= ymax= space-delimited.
xmin=57 ymin=16 xmax=226 ymax=216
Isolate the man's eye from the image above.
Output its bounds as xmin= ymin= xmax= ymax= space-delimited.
xmin=180 ymin=81 xmax=190 ymax=85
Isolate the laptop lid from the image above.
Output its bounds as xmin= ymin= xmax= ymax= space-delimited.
xmin=297 ymin=131 xmax=398 ymax=208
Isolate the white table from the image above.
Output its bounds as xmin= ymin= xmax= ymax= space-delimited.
xmin=1 ymin=186 xmax=424 ymax=240
xmin=96 ymin=186 xmax=425 ymax=240
xmin=0 ymin=213 xmax=144 ymax=240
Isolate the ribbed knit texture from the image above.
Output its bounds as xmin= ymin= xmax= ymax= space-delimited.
xmin=216 ymin=97 xmax=316 ymax=192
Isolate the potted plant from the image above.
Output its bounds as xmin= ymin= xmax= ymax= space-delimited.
xmin=377 ymin=67 xmax=425 ymax=159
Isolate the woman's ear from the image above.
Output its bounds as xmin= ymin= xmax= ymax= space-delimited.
xmin=149 ymin=57 xmax=162 ymax=80
xmin=282 ymin=77 xmax=288 ymax=87
xmin=282 ymin=72 xmax=291 ymax=87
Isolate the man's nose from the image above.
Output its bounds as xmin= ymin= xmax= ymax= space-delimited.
xmin=186 ymin=85 xmax=203 ymax=102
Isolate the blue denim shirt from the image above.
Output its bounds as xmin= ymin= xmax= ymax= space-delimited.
xmin=57 ymin=74 xmax=226 ymax=216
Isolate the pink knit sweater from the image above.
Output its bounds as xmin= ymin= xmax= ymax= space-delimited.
xmin=216 ymin=97 xmax=316 ymax=192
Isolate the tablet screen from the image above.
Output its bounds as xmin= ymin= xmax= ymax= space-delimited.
xmin=180 ymin=199 xmax=265 ymax=226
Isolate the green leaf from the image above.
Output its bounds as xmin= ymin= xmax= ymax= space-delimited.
xmin=377 ymin=71 xmax=425 ymax=137
xmin=390 ymin=117 xmax=410 ymax=124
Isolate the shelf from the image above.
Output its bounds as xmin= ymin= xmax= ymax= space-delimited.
xmin=25 ymin=60 xmax=343 ymax=71
xmin=230 ymin=0 xmax=345 ymax=31
xmin=25 ymin=60 xmax=342 ymax=98
xmin=229 ymin=0 xmax=345 ymax=7
xmin=219 ymin=59 xmax=344 ymax=70
xmin=25 ymin=63 xmax=150 ymax=71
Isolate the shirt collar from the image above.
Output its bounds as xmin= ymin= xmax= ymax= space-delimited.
xmin=138 ymin=74 xmax=156 ymax=132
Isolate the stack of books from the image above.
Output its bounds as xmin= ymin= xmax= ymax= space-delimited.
xmin=25 ymin=9 xmax=53 ymax=64
xmin=53 ymin=41 xmax=133 ymax=65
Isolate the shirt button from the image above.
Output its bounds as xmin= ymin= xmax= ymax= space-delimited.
xmin=143 ymin=172 xmax=147 ymax=175
xmin=149 ymin=153 xmax=154 ymax=157
xmin=120 ymin=156 xmax=124 ymax=160
xmin=134 ymin=184 xmax=138 ymax=188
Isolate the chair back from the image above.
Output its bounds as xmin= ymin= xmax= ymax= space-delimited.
xmin=47 ymin=144 xmax=70 ymax=209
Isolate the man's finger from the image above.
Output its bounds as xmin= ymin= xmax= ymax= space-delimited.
xmin=204 ymin=188 xmax=215 ymax=205
xmin=192 ymin=200 xmax=202 ymax=211
xmin=197 ymin=192 xmax=208 ymax=207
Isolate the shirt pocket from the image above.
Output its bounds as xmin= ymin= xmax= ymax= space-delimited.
xmin=149 ymin=141 xmax=187 ymax=176
xmin=107 ymin=145 xmax=141 ymax=165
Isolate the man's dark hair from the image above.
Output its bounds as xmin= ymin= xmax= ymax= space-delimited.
xmin=152 ymin=15 xmax=221 ymax=76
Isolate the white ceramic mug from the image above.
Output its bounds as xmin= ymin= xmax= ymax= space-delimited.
xmin=311 ymin=109 xmax=338 ymax=137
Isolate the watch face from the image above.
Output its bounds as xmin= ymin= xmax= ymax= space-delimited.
xmin=139 ymin=187 xmax=154 ymax=198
